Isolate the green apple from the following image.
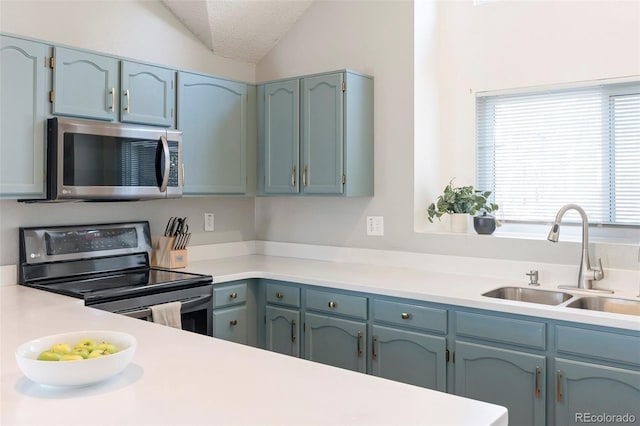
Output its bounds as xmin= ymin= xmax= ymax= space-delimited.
xmin=88 ymin=348 xmax=110 ymax=359
xmin=60 ymin=354 xmax=84 ymax=361
xmin=74 ymin=339 xmax=97 ymax=352
xmin=49 ymin=343 xmax=72 ymax=354
xmin=95 ymin=342 xmax=118 ymax=354
xmin=37 ymin=351 xmax=62 ymax=361
xmin=71 ymin=347 xmax=90 ymax=359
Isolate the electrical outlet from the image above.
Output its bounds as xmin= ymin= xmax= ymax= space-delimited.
xmin=204 ymin=213 xmax=214 ymax=232
xmin=366 ymin=216 xmax=384 ymax=236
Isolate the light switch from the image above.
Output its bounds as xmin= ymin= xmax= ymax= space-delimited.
xmin=366 ymin=216 xmax=384 ymax=236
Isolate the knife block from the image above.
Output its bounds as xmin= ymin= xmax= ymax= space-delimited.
xmin=151 ymin=236 xmax=187 ymax=269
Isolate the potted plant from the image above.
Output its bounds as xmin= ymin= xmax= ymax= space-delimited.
xmin=427 ymin=179 xmax=499 ymax=233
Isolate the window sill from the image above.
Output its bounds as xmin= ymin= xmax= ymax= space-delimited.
xmin=422 ymin=221 xmax=640 ymax=246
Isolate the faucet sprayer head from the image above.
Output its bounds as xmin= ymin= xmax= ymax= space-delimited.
xmin=547 ymin=223 xmax=560 ymax=242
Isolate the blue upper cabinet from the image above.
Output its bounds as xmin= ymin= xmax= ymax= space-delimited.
xmin=177 ymin=72 xmax=247 ymax=194
xmin=0 ymin=36 xmax=49 ymax=198
xmin=258 ymin=70 xmax=373 ymax=197
xmin=262 ymin=79 xmax=300 ymax=194
xmin=120 ymin=61 xmax=175 ymax=127
xmin=301 ymin=73 xmax=344 ymax=194
xmin=52 ymin=47 xmax=118 ymax=121
xmin=52 ymin=48 xmax=175 ymax=127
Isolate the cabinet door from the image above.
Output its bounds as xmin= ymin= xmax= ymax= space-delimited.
xmin=0 ymin=36 xmax=48 ymax=197
xmin=455 ymin=341 xmax=546 ymax=426
xmin=213 ymin=305 xmax=247 ymax=345
xmin=263 ymin=80 xmax=299 ymax=194
xmin=555 ymin=358 xmax=640 ymax=426
xmin=304 ymin=312 xmax=366 ymax=373
xmin=265 ymin=306 xmax=300 ymax=357
xmin=371 ymin=325 xmax=446 ymax=391
xmin=178 ymin=72 xmax=247 ymax=194
xmin=301 ymin=73 xmax=344 ymax=194
xmin=52 ymin=47 xmax=117 ymax=120
xmin=120 ymin=61 xmax=174 ymax=127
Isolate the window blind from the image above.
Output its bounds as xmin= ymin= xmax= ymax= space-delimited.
xmin=476 ymin=81 xmax=640 ymax=225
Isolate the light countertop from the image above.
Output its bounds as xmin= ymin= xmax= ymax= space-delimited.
xmin=1 ymin=284 xmax=507 ymax=426
xmin=185 ymin=254 xmax=640 ymax=331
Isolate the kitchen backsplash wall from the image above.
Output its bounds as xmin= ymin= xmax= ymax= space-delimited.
xmin=0 ymin=198 xmax=256 ymax=266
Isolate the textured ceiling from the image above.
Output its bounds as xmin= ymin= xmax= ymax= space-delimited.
xmin=162 ymin=0 xmax=314 ymax=64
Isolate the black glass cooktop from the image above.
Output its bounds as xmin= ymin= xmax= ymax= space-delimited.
xmin=26 ymin=268 xmax=212 ymax=304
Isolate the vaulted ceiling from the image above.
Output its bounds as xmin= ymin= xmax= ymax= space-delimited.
xmin=161 ymin=0 xmax=315 ymax=64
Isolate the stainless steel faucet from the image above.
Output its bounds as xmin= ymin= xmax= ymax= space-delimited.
xmin=547 ymin=204 xmax=611 ymax=293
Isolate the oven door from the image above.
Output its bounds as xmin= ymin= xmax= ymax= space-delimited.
xmin=90 ymin=285 xmax=213 ymax=336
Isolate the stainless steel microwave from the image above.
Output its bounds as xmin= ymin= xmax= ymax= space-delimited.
xmin=45 ymin=118 xmax=182 ymax=201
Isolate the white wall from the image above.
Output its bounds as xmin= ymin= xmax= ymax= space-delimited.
xmin=0 ymin=0 xmax=257 ymax=265
xmin=0 ymin=0 xmax=255 ymax=81
xmin=255 ymin=0 xmax=640 ymax=271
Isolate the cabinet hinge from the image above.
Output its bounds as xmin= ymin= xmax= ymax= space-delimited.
xmin=341 ymin=174 xmax=346 ymax=185
xmin=49 ymin=56 xmax=55 ymax=69
xmin=49 ymin=90 xmax=54 ymax=103
xmin=445 ymin=349 xmax=450 ymax=363
xmin=341 ymin=81 xmax=346 ymax=92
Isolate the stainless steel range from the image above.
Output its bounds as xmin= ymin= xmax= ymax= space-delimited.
xmin=19 ymin=221 xmax=213 ymax=336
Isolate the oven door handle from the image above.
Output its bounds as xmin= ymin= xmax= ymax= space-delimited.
xmin=115 ymin=294 xmax=212 ymax=319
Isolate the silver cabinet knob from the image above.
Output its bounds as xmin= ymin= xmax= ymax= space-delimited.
xmin=276 ymin=292 xmax=284 ymax=299
xmin=401 ymin=312 xmax=411 ymax=320
xmin=328 ymin=301 xmax=337 ymax=308
xmin=229 ymin=292 xmax=238 ymax=299
xmin=229 ymin=319 xmax=238 ymax=326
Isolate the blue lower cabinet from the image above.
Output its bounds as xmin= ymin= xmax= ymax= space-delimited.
xmin=265 ymin=306 xmax=300 ymax=357
xmin=213 ymin=305 xmax=247 ymax=345
xmin=555 ymin=358 xmax=640 ymax=426
xmin=304 ymin=312 xmax=366 ymax=373
xmin=454 ymin=341 xmax=546 ymax=426
xmin=370 ymin=325 xmax=446 ymax=391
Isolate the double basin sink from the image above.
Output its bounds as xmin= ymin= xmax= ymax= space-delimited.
xmin=482 ymin=286 xmax=640 ymax=316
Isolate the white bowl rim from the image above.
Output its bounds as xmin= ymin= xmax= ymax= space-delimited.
xmin=16 ymin=330 xmax=136 ymax=359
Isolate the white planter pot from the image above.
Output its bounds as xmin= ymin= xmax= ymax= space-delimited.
xmin=449 ymin=213 xmax=469 ymax=233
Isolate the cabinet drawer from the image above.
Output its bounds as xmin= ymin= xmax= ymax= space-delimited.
xmin=455 ymin=311 xmax=546 ymax=350
xmin=305 ymin=289 xmax=367 ymax=320
xmin=266 ymin=282 xmax=300 ymax=308
xmin=213 ymin=283 xmax=247 ymax=308
xmin=373 ymin=299 xmax=447 ymax=334
xmin=556 ymin=325 xmax=640 ymax=366
xmin=213 ymin=305 xmax=247 ymax=344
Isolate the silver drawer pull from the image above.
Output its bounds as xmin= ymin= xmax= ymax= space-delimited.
xmin=401 ymin=312 xmax=412 ymax=320
xmin=328 ymin=301 xmax=337 ymax=308
xmin=229 ymin=319 xmax=238 ymax=326
xmin=229 ymin=292 xmax=238 ymax=299
xmin=276 ymin=292 xmax=284 ymax=299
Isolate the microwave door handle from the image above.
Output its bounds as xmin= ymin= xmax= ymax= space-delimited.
xmin=158 ymin=135 xmax=170 ymax=192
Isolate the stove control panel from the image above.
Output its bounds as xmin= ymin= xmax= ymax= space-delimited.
xmin=20 ymin=222 xmax=152 ymax=264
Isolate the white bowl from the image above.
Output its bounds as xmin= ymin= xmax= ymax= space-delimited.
xmin=15 ymin=330 xmax=136 ymax=387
